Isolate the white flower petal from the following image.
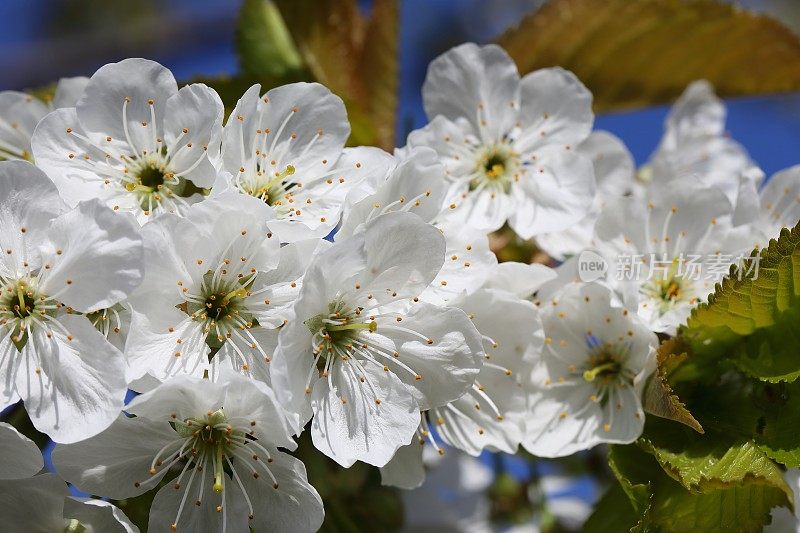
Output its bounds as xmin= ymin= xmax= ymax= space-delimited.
xmin=0 ymin=474 xmax=68 ymax=532
xmin=380 ymin=438 xmax=425 ymax=490
xmin=245 ymin=238 xmax=329 ymax=328
xmin=77 ymin=58 xmax=177 ymax=154
xmin=420 ymin=224 xmax=497 ymax=305
xmin=51 ymin=76 xmax=90 ymax=109
xmin=232 ymin=449 xmax=324 ymax=533
xmin=437 ymin=289 xmax=541 ymax=455
xmin=148 ymin=467 xmax=250 ymax=533
xmin=523 ymin=374 xmax=602 ymax=457
xmin=580 ymin=130 xmax=635 ymax=199
xmin=19 ymin=315 xmax=127 ymax=443
xmin=535 ymin=131 xmax=634 ymax=260
xmin=660 ymin=79 xmax=725 ymax=150
xmin=218 ymin=372 xmax=296 ymax=450
xmin=0 ymin=421 xmax=43 ymax=479
xmin=376 ymin=302 xmax=483 ymax=410
xmin=310 ymin=359 xmax=418 ymax=467
xmin=41 ymin=199 xmax=143 ymax=312
xmin=126 ymin=213 xmax=195 ymax=311
xmin=516 ymin=67 xmax=593 ymax=150
xmin=482 ymin=262 xmax=557 ymax=298
xmin=758 ymin=165 xmax=800 ymax=235
xmin=443 ymin=186 xmax=515 ymax=235
xmin=52 ymin=415 xmax=176 ymax=499
xmin=162 ymin=83 xmax=224 ymax=187
xmin=0 ymin=160 xmax=65 ymax=276
xmin=340 ymin=146 xmax=398 ymax=213
xmin=267 ymin=145 xmax=380 ymax=242
xmin=125 ymin=312 xmax=209 ymax=388
xmin=423 ymin=43 xmax=520 ymax=141
xmin=271 ymin=320 xmax=316 ymax=431
xmin=182 ymin=191 xmax=279 ymax=271
xmin=0 ymin=91 xmax=48 ymax=159
xmin=338 ymin=146 xmax=449 ymax=237
xmin=300 ymin=211 xmax=445 ymax=307
xmin=212 ymin=326 xmax=279 ymax=388
xmin=510 ymin=146 xmax=595 ymax=238
xmin=224 ymin=82 xmax=349 ymax=176
xmin=30 ymin=107 xmax=117 ymax=209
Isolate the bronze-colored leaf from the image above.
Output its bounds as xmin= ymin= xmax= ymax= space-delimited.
xmin=268 ymin=0 xmax=400 ymax=149
xmin=358 ymin=0 xmax=399 ymax=149
xmin=496 ymin=0 xmax=800 ymax=111
xmin=643 ymin=338 xmax=704 ymax=434
xmin=273 ymin=0 xmax=364 ymax=101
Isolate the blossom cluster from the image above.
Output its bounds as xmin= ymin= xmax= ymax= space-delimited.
xmin=0 ymin=43 xmax=794 ymax=531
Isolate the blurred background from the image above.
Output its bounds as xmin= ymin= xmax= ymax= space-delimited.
xmin=2 ymin=0 xmax=800 ymax=175
xmin=2 ymin=0 xmax=800 ymax=530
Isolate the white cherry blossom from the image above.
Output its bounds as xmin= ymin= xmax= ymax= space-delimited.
xmin=593 ymin=177 xmax=735 ymax=334
xmin=53 ymin=372 xmax=322 ymax=533
xmin=0 ymin=161 xmax=143 ymax=442
xmin=32 ymin=58 xmax=224 ymax=224
xmin=338 ymin=146 xmax=498 ymax=306
xmin=523 ymin=282 xmax=657 ymax=457
xmin=125 ymin=192 xmax=324 ymax=393
xmin=380 ymin=262 xmax=552 ymax=489
xmin=271 ymin=211 xmax=484 ymax=467
xmin=217 ymin=82 xmax=382 ymax=242
xmin=0 ymin=76 xmax=88 ymax=162
xmin=636 ymin=80 xmax=762 ymax=212
xmin=406 ymin=42 xmax=596 ymax=238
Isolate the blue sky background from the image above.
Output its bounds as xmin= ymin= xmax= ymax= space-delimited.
xmin=1 ymin=0 xmax=798 ymax=175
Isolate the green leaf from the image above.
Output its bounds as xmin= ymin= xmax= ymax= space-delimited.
xmin=643 ymin=338 xmax=704 ymax=433
xmin=731 ymin=316 xmax=800 ymax=384
xmin=649 ymin=480 xmax=790 ymax=532
xmin=639 ymin=436 xmax=790 ymax=498
xmin=689 ymin=225 xmax=800 ymax=335
xmin=608 ymin=445 xmax=653 ymax=516
xmin=495 ymin=0 xmax=800 ymax=111
xmin=583 ymin=483 xmax=643 ymax=533
xmin=608 ymin=434 xmax=792 ymax=533
xmin=685 ymin=223 xmax=800 ymax=384
xmin=236 ymin=0 xmax=304 ymax=78
xmin=755 ymin=382 xmax=800 ymax=467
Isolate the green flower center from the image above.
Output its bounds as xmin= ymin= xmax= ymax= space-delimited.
xmin=583 ymin=353 xmax=623 ymax=383
xmin=471 ymin=144 xmax=518 ymax=193
xmin=182 ymin=272 xmax=256 ymax=349
xmin=304 ymin=299 xmax=376 ymax=371
xmin=581 ymin=335 xmax=636 ymax=405
xmin=237 ymin=164 xmax=296 ymax=210
xmin=122 ymin=152 xmax=203 ymax=215
xmin=138 ymin=164 xmax=167 ymax=189
xmin=640 ymin=257 xmax=695 ymax=314
xmin=0 ymin=278 xmax=55 ymax=350
xmin=173 ymin=409 xmax=245 ymax=494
